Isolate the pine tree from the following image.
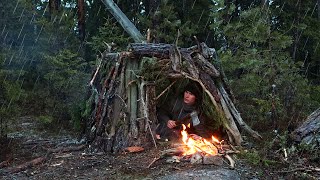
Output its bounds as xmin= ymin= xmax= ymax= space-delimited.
xmin=210 ymin=2 xmax=319 ymax=131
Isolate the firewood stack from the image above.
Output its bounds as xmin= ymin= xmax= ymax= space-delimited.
xmin=83 ymin=42 xmax=262 ymax=153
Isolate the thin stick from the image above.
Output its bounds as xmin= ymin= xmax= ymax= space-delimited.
xmin=155 ymin=80 xmax=177 ymax=101
xmin=140 ymin=80 xmax=157 ymax=148
xmin=147 ymin=157 xmax=161 ymax=168
xmin=276 ymin=167 xmax=320 ymax=173
xmin=224 ymin=154 xmax=235 ymax=169
xmin=89 ymin=58 xmax=102 ymax=86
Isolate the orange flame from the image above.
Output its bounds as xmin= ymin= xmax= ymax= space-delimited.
xmin=180 ymin=124 xmax=220 ymax=156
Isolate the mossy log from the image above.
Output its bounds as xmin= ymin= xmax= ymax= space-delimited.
xmin=84 ymin=42 xmax=261 ymax=152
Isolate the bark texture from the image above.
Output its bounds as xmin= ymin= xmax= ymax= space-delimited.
xmin=291 ymin=108 xmax=320 ymax=149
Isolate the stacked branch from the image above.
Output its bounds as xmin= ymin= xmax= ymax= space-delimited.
xmin=84 ymin=42 xmax=262 ymax=152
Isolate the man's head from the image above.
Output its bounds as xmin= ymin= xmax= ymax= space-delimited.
xmin=183 ymin=82 xmax=203 ymax=106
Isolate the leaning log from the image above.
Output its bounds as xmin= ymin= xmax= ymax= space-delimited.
xmin=101 ymin=0 xmax=145 ymax=43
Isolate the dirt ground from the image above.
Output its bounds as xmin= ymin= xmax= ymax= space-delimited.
xmin=0 ymin=117 xmax=318 ymax=179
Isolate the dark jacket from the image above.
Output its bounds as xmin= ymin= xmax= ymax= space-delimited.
xmin=156 ymin=96 xmax=212 ymax=139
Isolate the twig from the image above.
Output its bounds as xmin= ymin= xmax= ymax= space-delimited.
xmin=147 ymin=157 xmax=161 ymax=168
xmin=155 ymin=80 xmax=177 ymax=101
xmin=224 ymin=154 xmax=235 ymax=169
xmin=276 ymin=166 xmax=320 ymax=173
xmin=89 ymin=58 xmax=102 ymax=86
xmin=46 ymin=144 xmax=86 ymax=154
xmin=114 ymin=94 xmax=127 ymax=108
xmin=9 ymin=157 xmax=46 ymax=173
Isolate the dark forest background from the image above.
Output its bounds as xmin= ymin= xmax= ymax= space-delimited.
xmin=1 ymin=0 xmax=319 ymax=143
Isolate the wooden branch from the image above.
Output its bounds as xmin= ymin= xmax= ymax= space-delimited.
xmin=139 ymin=80 xmax=157 ymax=148
xmin=276 ymin=166 xmax=320 ymax=173
xmin=181 ymin=51 xmax=199 ymax=79
xmin=89 ymin=58 xmax=102 ymax=86
xmin=94 ymin=65 xmax=115 ymax=126
xmin=147 ymin=156 xmax=161 ymax=168
xmin=155 ymin=80 xmax=177 ymax=101
xmin=169 ymin=44 xmax=181 ymax=72
xmin=160 ymin=148 xmax=184 ymax=157
xmin=128 ymin=43 xmax=173 ymax=59
xmin=46 ymin=144 xmax=86 ymax=153
xmin=96 ymin=57 xmax=122 ymax=135
xmin=101 ymin=0 xmax=145 ymax=43
xmin=194 ymin=53 xmax=220 ymax=78
xmin=224 ymin=154 xmax=235 ymax=169
xmin=218 ymin=90 xmax=243 ymax=145
xmin=199 ymin=71 xmax=221 ymax=102
xmin=109 ymin=55 xmax=126 ymax=138
xmin=127 ymin=59 xmax=139 ymax=139
xmin=9 ymin=157 xmax=46 ymax=173
xmin=219 ymin=85 xmax=262 ymax=140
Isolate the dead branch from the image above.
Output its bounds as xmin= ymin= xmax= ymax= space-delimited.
xmin=219 ymin=86 xmax=262 ymax=140
xmin=0 ymin=159 xmax=10 ymax=168
xmin=276 ymin=166 xmax=320 ymax=173
xmin=46 ymin=144 xmax=86 ymax=154
xmin=89 ymin=58 xmax=102 ymax=86
xmin=155 ymin=80 xmax=177 ymax=101
xmin=147 ymin=156 xmax=161 ymax=168
xmin=139 ymin=80 xmax=157 ymax=148
xmin=160 ymin=148 xmax=185 ymax=157
xmin=224 ymin=154 xmax=235 ymax=169
xmin=170 ymin=44 xmax=181 ymax=72
xmin=9 ymin=157 xmax=46 ymax=173
xmin=194 ymin=53 xmax=220 ymax=78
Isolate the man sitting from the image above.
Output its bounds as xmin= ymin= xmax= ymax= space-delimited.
xmin=156 ymin=82 xmax=212 ymax=141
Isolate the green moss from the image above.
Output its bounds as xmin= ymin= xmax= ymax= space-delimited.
xmin=239 ymin=150 xmax=279 ymax=167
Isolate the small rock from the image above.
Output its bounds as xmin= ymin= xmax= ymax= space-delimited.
xmin=190 ymin=153 xmax=202 ymax=164
xmin=203 ymin=155 xmax=223 ymax=166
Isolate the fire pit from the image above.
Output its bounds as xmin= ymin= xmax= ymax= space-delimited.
xmin=151 ymin=124 xmax=237 ymax=168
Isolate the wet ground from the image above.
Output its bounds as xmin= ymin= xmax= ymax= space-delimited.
xmin=1 ymin=116 xmax=314 ymax=180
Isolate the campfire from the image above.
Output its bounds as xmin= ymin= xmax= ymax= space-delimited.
xmin=180 ymin=124 xmax=220 ymax=156
xmin=150 ymin=124 xmax=237 ymax=169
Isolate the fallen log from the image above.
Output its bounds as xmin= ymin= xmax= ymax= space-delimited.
xmin=9 ymin=157 xmax=46 ymax=173
xmin=46 ymin=144 xmax=86 ymax=154
xmin=291 ymin=108 xmax=320 ymax=148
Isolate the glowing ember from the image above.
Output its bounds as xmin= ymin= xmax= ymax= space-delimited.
xmin=180 ymin=124 xmax=221 ymax=156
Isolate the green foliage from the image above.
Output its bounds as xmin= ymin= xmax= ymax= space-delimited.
xmin=239 ymin=149 xmax=278 ymax=167
xmin=138 ymin=1 xmax=198 ymax=46
xmin=37 ymin=115 xmax=54 ymax=124
xmin=210 ymin=5 xmax=320 ymax=131
xmin=202 ymin=93 xmax=225 ymax=130
xmin=88 ymin=18 xmax=131 ymax=53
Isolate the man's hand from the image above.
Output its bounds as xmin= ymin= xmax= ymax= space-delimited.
xmin=167 ymin=120 xmax=177 ymax=129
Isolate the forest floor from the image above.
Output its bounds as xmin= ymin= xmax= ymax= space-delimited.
xmin=0 ymin=116 xmax=319 ymax=179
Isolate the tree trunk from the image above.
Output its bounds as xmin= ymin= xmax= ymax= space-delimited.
xmin=49 ymin=0 xmax=60 ymax=15
xmin=261 ymin=0 xmax=269 ymax=9
xmin=318 ymin=0 xmax=320 ymax=20
xmin=147 ymin=0 xmax=160 ymax=43
xmin=292 ymin=0 xmax=301 ymax=61
xmin=100 ymin=0 xmax=145 ymax=43
xmin=77 ymin=0 xmax=85 ymax=41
